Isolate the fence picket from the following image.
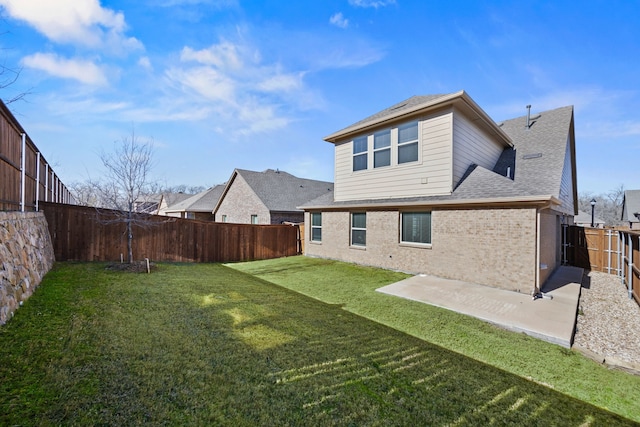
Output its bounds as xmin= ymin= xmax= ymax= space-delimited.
xmin=40 ymin=202 xmax=300 ymax=263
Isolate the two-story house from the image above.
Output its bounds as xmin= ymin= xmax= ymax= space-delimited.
xmin=301 ymin=90 xmax=577 ymax=294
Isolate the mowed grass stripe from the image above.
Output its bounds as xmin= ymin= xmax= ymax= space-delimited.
xmin=0 ymin=261 xmax=634 ymax=426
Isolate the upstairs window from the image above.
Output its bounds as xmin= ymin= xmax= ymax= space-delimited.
xmin=311 ymin=212 xmax=322 ymax=242
xmin=353 ymin=136 xmax=368 ymax=171
xmin=373 ymin=129 xmax=391 ymax=168
xmin=351 ymin=212 xmax=366 ymax=246
xmin=398 ymin=121 xmax=419 ymax=164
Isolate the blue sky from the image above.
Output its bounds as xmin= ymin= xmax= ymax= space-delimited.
xmin=1 ymin=0 xmax=638 ymax=195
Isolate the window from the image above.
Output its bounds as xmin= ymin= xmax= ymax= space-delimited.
xmin=398 ymin=121 xmax=419 ymax=164
xmin=311 ymin=212 xmax=322 ymax=242
xmin=353 ymin=136 xmax=368 ymax=171
xmin=221 ymin=214 xmax=227 ymax=222
xmin=186 ymin=212 xmax=195 ymax=219
xmin=251 ymin=215 xmax=258 ymax=224
xmin=401 ymin=212 xmax=431 ymax=244
xmin=373 ymin=129 xmax=390 ymax=168
xmin=351 ymin=212 xmax=366 ymax=246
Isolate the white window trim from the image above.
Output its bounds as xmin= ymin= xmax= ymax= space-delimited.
xmin=399 ymin=211 xmax=432 ymax=248
xmin=350 ymin=212 xmax=367 ymax=248
xmin=310 ymin=212 xmax=322 ymax=243
xmin=397 ymin=121 xmax=420 ymax=165
xmin=350 ymin=120 xmax=422 ymax=174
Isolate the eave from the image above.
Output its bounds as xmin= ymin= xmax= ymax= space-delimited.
xmin=324 ymin=90 xmax=513 ymax=148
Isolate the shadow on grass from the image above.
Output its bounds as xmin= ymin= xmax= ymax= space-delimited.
xmin=0 ymin=262 xmax=634 ymax=426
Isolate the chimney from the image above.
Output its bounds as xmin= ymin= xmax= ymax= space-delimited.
xmin=526 ymin=105 xmax=531 ymax=129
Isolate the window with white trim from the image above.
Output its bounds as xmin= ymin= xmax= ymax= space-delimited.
xmin=398 ymin=121 xmax=419 ymax=164
xmin=401 ymin=212 xmax=431 ymax=244
xmin=251 ymin=215 xmax=258 ymax=224
xmin=351 ymin=212 xmax=366 ymax=246
xmin=221 ymin=214 xmax=227 ymax=222
xmin=353 ymin=136 xmax=368 ymax=171
xmin=373 ymin=129 xmax=391 ymax=168
xmin=311 ymin=212 xmax=322 ymax=242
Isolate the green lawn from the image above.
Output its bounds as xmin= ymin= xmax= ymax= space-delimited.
xmin=0 ymin=261 xmax=636 ymax=425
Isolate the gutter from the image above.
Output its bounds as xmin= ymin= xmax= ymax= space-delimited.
xmin=298 ymin=195 xmax=561 ymax=211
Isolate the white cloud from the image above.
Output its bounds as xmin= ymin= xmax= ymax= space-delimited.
xmin=0 ymin=0 xmax=142 ymax=52
xmin=180 ymin=42 xmax=245 ymax=70
xmin=348 ymin=0 xmax=396 ymax=8
xmin=163 ymin=39 xmax=317 ymax=136
xmin=138 ymin=56 xmax=153 ymax=70
xmin=21 ymin=52 xmax=108 ymax=86
xmin=330 ymin=12 xmax=349 ymax=29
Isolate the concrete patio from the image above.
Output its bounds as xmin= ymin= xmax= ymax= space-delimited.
xmin=376 ymin=266 xmax=583 ymax=348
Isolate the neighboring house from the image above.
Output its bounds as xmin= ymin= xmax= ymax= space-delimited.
xmin=163 ymin=186 xmax=224 ymax=220
xmin=574 ymin=210 xmax=605 ymax=228
xmin=300 ymin=90 xmax=577 ymax=294
xmin=213 ymin=169 xmax=333 ymax=224
xmin=133 ymin=194 xmax=162 ymax=214
xmin=157 ymin=193 xmax=194 ymax=216
xmin=621 ymin=189 xmax=640 ymax=230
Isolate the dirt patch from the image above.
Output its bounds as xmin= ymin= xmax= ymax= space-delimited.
xmin=105 ymin=260 xmax=157 ymax=273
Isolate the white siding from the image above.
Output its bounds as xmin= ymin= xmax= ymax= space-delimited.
xmin=334 ymin=111 xmax=454 ymax=202
xmin=452 ymin=111 xmax=505 ymax=187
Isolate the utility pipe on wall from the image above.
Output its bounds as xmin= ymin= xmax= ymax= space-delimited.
xmin=20 ymin=133 xmax=26 ymax=212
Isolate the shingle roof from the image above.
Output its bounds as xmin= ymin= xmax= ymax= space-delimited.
xmin=234 ymin=169 xmax=333 ymax=212
xmin=621 ymin=190 xmax=640 ymax=223
xmin=498 ymin=105 xmax=574 ymax=199
xmin=165 ymin=185 xmax=224 ymax=213
xmin=301 ymin=100 xmax=575 ymax=209
xmin=574 ymin=210 xmax=605 ymax=225
xmin=162 ymin=192 xmax=193 ymax=207
xmin=330 ymin=94 xmax=451 ymax=136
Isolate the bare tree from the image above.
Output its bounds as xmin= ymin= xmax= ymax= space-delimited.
xmin=578 ymin=184 xmax=626 ymax=227
xmin=93 ymin=130 xmax=155 ymax=263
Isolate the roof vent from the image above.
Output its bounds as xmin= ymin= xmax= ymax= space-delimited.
xmin=526 ymin=105 xmax=531 ymax=129
xmin=390 ymin=103 xmax=407 ymax=111
xmin=522 ymin=153 xmax=542 ymax=160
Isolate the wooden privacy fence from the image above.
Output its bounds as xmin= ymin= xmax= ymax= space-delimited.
xmin=41 ymin=202 xmax=300 ymax=263
xmin=566 ymin=225 xmax=639 ymax=305
xmin=0 ymin=101 xmax=74 ymax=211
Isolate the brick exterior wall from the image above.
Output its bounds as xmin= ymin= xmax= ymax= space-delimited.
xmin=216 ymin=175 xmax=271 ymax=224
xmin=305 ymin=207 xmax=539 ymax=292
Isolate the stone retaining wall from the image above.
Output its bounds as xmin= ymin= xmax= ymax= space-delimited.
xmin=0 ymin=211 xmax=55 ymax=325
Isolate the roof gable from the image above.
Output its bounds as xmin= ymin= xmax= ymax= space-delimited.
xmin=165 ymin=185 xmax=224 ymax=213
xmin=621 ymin=189 xmax=640 ymax=223
xmin=216 ymin=169 xmax=333 ymax=213
xmin=324 ymin=90 xmax=512 ymax=148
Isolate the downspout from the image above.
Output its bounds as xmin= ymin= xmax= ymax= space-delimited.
xmin=535 ymin=208 xmax=541 ymax=294
xmin=20 ymin=133 xmax=26 ymax=211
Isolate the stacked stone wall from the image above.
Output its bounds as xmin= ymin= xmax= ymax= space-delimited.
xmin=0 ymin=211 xmax=54 ymax=325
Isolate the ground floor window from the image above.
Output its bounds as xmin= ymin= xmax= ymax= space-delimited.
xmin=221 ymin=214 xmax=227 ymax=222
xmin=401 ymin=212 xmax=431 ymax=244
xmin=311 ymin=212 xmax=322 ymax=242
xmin=251 ymin=215 xmax=258 ymax=224
xmin=351 ymin=212 xmax=366 ymax=246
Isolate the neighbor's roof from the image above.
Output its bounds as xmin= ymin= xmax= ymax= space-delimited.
xmin=621 ymin=190 xmax=640 ymax=223
xmin=165 ymin=185 xmax=224 ymax=213
xmin=301 ymin=102 xmax=575 ymax=210
xmin=216 ymin=169 xmax=333 ymax=213
xmin=574 ymin=210 xmax=605 ymax=225
xmin=324 ymin=90 xmax=512 ymax=148
xmin=161 ymin=192 xmax=193 ymax=207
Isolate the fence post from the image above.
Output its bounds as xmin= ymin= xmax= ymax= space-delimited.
xmin=35 ymin=152 xmax=41 ymax=211
xmin=20 ymin=133 xmax=26 ymax=211
xmin=628 ymin=232 xmax=633 ymax=299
